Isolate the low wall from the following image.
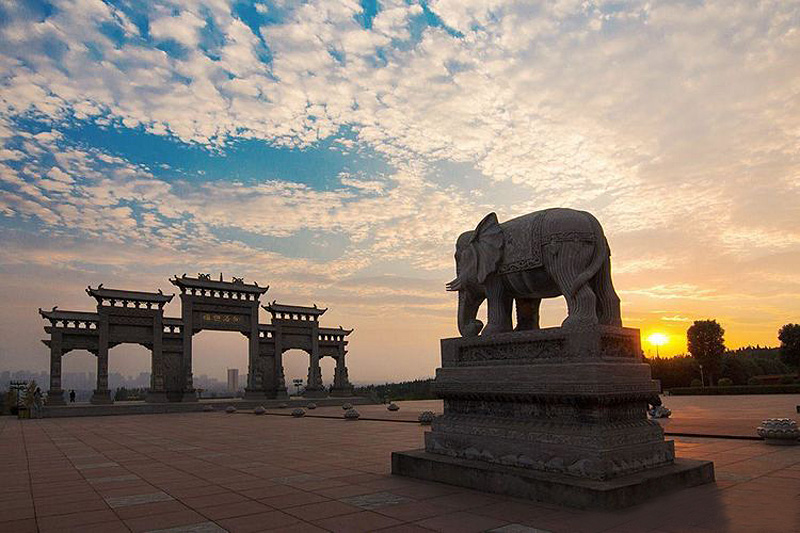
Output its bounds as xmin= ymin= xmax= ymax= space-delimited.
xmin=668 ymin=384 xmax=800 ymax=395
xmin=41 ymin=396 xmax=373 ymax=418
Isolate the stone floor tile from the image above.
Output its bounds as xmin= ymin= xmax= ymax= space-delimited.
xmin=487 ymin=525 xmax=553 ymax=533
xmin=341 ymin=491 xmax=415 ymax=510
xmin=124 ymin=509 xmax=208 ymax=533
xmin=0 ymin=503 xmax=35 ymax=522
xmin=374 ymin=501 xmax=454 ymax=522
xmin=314 ymin=510 xmax=403 ymax=532
xmin=114 ymin=500 xmax=193 ymax=520
xmin=146 ymin=521 xmax=229 ymax=533
xmin=75 ymin=461 xmax=120 ymax=470
xmin=197 ymin=500 xmax=274 ymax=520
xmin=311 ymin=483 xmax=381 ymax=499
xmin=0 ymin=518 xmax=38 ymax=533
xmin=415 ymin=511 xmax=510 ymax=533
xmin=470 ymin=501 xmax=560 ymax=524
xmin=36 ymin=508 xmax=119 ymax=532
xmin=265 ymin=522 xmax=329 ymax=533
xmin=105 ymin=490 xmax=174 ymax=508
xmin=217 ymin=509 xmax=300 ymax=532
xmin=57 ymin=520 xmax=133 ymax=533
xmin=283 ymin=500 xmax=362 ymax=521
xmin=182 ymin=490 xmax=250 ymax=509
xmin=166 ymin=484 xmax=231 ymax=499
xmin=34 ymin=496 xmax=109 ymax=517
xmin=258 ymin=490 xmax=329 ymax=509
xmin=376 ymin=525 xmax=438 ymax=533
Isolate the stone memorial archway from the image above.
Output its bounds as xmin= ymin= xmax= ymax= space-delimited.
xmin=40 ymin=274 xmax=354 ymax=404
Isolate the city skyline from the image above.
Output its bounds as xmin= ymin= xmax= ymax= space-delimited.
xmin=1 ymin=1 xmax=799 ymax=383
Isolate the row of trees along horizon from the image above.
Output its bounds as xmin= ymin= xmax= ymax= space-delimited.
xmin=354 ymin=322 xmax=800 ymax=401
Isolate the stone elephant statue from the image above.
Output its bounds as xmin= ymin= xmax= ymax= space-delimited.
xmin=446 ymin=208 xmax=621 ymax=337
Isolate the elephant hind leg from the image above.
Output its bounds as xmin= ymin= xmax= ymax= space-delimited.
xmin=545 ymin=242 xmax=598 ymax=328
xmin=515 ymin=298 xmax=541 ymax=331
xmin=593 ymin=257 xmax=622 ymax=326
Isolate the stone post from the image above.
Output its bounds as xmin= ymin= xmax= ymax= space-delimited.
xmin=47 ymin=332 xmax=65 ymax=405
xmin=303 ymin=321 xmax=326 ymax=397
xmin=244 ymin=304 xmax=266 ymax=400
xmin=146 ymin=310 xmax=167 ymax=403
xmin=91 ymin=312 xmax=112 ymax=404
xmin=274 ymin=350 xmax=288 ymax=399
xmin=330 ymin=349 xmax=354 ymax=397
xmin=180 ymin=295 xmax=196 ymax=402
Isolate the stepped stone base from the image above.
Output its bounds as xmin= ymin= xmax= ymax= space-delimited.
xmin=90 ymin=390 xmax=113 ymax=404
xmin=392 ymin=450 xmax=714 ymax=510
xmin=330 ymin=386 xmax=355 ymax=397
xmin=393 ymin=325 xmax=715 ymax=507
xmin=46 ymin=389 xmax=65 ymax=405
xmin=302 ymin=388 xmax=328 ymax=398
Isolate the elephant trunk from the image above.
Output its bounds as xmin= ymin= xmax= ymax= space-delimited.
xmin=457 ymin=289 xmax=485 ymax=337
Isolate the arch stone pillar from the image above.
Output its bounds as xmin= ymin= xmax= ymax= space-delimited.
xmin=303 ymin=349 xmax=326 ymax=398
xmin=47 ymin=332 xmax=65 ymax=405
xmin=330 ymin=350 xmax=354 ymax=397
xmin=91 ymin=313 xmax=112 ymax=404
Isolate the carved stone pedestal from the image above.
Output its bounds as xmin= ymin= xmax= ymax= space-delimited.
xmin=180 ymin=390 xmax=198 ymax=402
xmin=392 ymin=326 xmax=714 ymax=509
xmin=90 ymin=389 xmax=113 ymax=405
xmin=329 ymin=386 xmax=355 ymax=397
xmin=145 ymin=391 xmax=169 ymax=403
xmin=302 ymin=388 xmax=328 ymax=398
xmin=274 ymin=388 xmax=289 ymax=399
xmin=243 ymin=388 xmax=268 ymax=401
xmin=46 ymin=389 xmax=66 ymax=406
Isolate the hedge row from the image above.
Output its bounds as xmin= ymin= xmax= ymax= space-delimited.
xmin=667 ymin=384 xmax=800 ymax=395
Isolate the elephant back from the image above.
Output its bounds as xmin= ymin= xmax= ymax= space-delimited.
xmin=498 ymin=208 xmax=597 ymax=275
xmin=497 ymin=209 xmax=552 ymax=275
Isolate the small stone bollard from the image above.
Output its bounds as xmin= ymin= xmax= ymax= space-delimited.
xmin=757 ymin=418 xmax=800 ymax=445
xmin=226 ymin=406 xmax=237 ymax=414
xmin=343 ymin=408 xmax=360 ymax=420
xmin=202 ymin=404 xmax=214 ymax=412
xmin=387 ymin=402 xmax=400 ymax=412
xmin=291 ymin=408 xmax=306 ymax=418
xmin=254 ymin=406 xmax=266 ymax=415
xmin=418 ymin=411 xmax=435 ymax=425
xmin=306 ymin=403 xmax=317 ymax=410
xmin=342 ymin=402 xmax=353 ymax=410
xmin=278 ymin=402 xmax=288 ymax=409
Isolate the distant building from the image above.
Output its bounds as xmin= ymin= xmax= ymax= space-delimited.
xmin=227 ymin=369 xmax=239 ymax=392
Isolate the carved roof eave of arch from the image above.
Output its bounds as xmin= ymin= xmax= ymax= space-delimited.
xmin=86 ymin=286 xmax=174 ymax=303
xmin=263 ymin=300 xmax=328 ymax=316
xmin=38 ymin=308 xmax=100 ymax=321
xmin=169 ymin=274 xmax=269 ymax=294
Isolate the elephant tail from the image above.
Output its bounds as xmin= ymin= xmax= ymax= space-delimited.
xmin=567 ymin=212 xmax=609 ymax=299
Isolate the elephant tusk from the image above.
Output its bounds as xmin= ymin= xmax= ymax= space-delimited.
xmin=446 ymin=278 xmax=461 ymax=291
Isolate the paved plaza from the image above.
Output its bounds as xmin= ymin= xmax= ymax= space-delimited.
xmin=1 ymin=400 xmax=799 ymax=533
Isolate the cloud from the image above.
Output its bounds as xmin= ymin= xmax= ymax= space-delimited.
xmin=0 ymin=0 xmax=798 ymax=372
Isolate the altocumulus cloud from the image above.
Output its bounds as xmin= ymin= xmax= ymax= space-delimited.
xmin=0 ymin=0 xmax=799 ymax=373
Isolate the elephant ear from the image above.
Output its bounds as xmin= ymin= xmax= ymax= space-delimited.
xmin=470 ymin=212 xmax=504 ymax=283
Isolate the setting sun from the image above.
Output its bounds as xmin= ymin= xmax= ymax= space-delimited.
xmin=648 ymin=333 xmax=669 ymax=346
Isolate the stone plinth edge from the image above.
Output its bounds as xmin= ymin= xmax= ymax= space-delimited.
xmin=392 ymin=449 xmax=714 ymax=510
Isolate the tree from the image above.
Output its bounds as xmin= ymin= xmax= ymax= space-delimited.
xmin=687 ymin=320 xmax=726 ymax=386
xmin=778 ymin=323 xmax=800 ymax=371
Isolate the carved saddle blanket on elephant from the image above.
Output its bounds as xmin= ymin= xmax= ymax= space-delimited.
xmin=498 ymin=209 xmax=597 ymax=275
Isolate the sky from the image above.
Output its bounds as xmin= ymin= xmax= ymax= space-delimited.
xmin=0 ymin=0 xmax=798 ymax=384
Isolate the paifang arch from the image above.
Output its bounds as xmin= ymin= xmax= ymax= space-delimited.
xmin=39 ymin=274 xmax=354 ymax=405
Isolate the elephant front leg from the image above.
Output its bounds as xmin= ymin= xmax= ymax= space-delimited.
xmin=515 ymin=298 xmax=541 ymax=331
xmin=482 ymin=277 xmax=514 ymax=336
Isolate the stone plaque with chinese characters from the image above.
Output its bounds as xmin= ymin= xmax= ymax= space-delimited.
xmin=199 ymin=312 xmax=249 ymax=330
